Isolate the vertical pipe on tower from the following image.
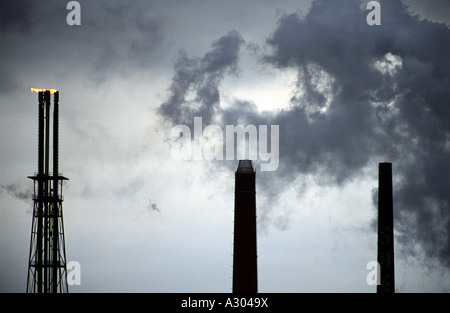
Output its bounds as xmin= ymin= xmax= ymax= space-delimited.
xmin=37 ymin=91 xmax=44 ymax=293
xmin=53 ymin=91 xmax=59 ymax=177
xmin=44 ymin=91 xmax=50 ymax=176
xmin=43 ymin=90 xmax=51 ymax=292
xmin=52 ymin=91 xmax=59 ymax=292
xmin=377 ymin=162 xmax=395 ymax=293
xmin=232 ymin=160 xmax=257 ymax=293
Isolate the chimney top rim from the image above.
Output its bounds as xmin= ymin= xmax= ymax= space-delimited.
xmin=237 ymin=160 xmax=254 ymax=172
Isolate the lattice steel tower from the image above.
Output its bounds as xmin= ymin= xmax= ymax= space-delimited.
xmin=27 ymin=89 xmax=69 ymax=293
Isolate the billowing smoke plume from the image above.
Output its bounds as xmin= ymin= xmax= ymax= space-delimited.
xmin=158 ymin=29 xmax=245 ymax=128
xmin=264 ymin=0 xmax=450 ymax=267
xmin=158 ymin=0 xmax=450 ymax=268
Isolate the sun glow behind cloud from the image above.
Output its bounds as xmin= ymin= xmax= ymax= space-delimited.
xmin=221 ymin=61 xmax=298 ymax=113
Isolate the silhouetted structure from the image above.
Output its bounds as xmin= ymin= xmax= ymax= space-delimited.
xmin=377 ymin=162 xmax=395 ymax=293
xmin=27 ymin=90 xmax=69 ymax=293
xmin=232 ymin=160 xmax=257 ymax=293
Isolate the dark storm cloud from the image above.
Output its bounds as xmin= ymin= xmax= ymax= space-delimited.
xmin=79 ymin=1 xmax=166 ymax=82
xmin=158 ymin=0 xmax=450 ymax=268
xmin=0 ymin=0 xmax=165 ymax=92
xmin=0 ymin=0 xmax=33 ymax=32
xmin=403 ymin=0 xmax=450 ymax=25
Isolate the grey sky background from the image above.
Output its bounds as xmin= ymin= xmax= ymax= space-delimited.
xmin=1 ymin=0 xmax=450 ymax=292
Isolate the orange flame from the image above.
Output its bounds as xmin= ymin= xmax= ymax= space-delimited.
xmin=31 ymin=87 xmax=58 ymax=94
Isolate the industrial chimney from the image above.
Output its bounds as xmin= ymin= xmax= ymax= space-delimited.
xmin=232 ymin=160 xmax=257 ymax=293
xmin=377 ymin=162 xmax=395 ymax=293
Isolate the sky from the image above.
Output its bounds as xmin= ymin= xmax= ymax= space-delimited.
xmin=1 ymin=0 xmax=450 ymax=293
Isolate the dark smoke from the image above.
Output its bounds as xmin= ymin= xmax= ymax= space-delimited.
xmin=158 ymin=0 xmax=450 ymax=268
xmin=158 ymin=29 xmax=245 ymax=128
xmin=0 ymin=184 xmax=32 ymax=204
